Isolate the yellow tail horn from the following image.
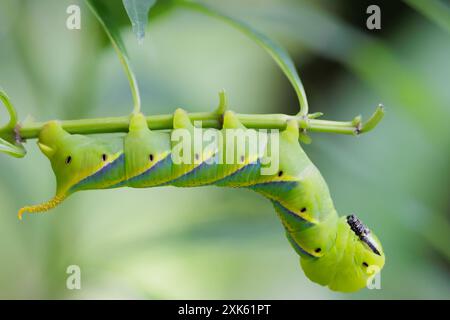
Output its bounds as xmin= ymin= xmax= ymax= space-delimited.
xmin=18 ymin=195 xmax=66 ymax=220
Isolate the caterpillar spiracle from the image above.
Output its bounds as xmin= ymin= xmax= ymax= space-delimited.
xmin=19 ymin=109 xmax=385 ymax=292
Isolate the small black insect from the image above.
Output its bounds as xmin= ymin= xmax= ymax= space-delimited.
xmin=347 ymin=214 xmax=381 ymax=256
xmin=347 ymin=214 xmax=370 ymax=237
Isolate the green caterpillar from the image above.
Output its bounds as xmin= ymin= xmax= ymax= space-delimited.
xmin=19 ymin=109 xmax=385 ymax=292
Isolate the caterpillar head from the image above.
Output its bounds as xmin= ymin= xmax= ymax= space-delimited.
xmin=300 ymin=214 xmax=385 ymax=292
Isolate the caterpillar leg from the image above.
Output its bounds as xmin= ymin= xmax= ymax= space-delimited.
xmin=173 ymin=108 xmax=194 ymax=130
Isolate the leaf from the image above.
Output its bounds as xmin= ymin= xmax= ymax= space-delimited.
xmin=85 ymin=0 xmax=141 ymax=113
xmin=178 ymin=0 xmax=309 ymax=115
xmin=0 ymin=137 xmax=26 ymax=158
xmin=123 ymin=0 xmax=157 ymax=43
xmin=0 ymin=88 xmax=17 ymax=131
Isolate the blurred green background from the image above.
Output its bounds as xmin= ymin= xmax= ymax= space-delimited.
xmin=0 ymin=0 xmax=449 ymax=299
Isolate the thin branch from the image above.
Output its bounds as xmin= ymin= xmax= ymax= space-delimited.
xmin=17 ymin=105 xmax=385 ymax=140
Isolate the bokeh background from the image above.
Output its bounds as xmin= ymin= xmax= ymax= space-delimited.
xmin=0 ymin=0 xmax=449 ymax=299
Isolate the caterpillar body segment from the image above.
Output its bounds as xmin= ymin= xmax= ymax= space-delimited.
xmin=19 ymin=109 xmax=385 ymax=292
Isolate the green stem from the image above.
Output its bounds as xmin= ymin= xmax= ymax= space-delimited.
xmin=0 ymin=89 xmax=18 ymax=131
xmin=86 ymin=0 xmax=141 ymax=114
xmin=18 ymin=106 xmax=384 ymax=140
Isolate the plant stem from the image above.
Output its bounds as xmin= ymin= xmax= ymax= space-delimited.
xmin=18 ymin=106 xmax=384 ymax=140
